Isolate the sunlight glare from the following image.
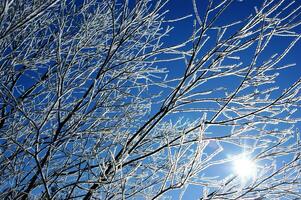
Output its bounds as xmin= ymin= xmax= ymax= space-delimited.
xmin=233 ymin=156 xmax=257 ymax=180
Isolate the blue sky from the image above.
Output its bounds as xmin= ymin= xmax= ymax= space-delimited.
xmin=1 ymin=0 xmax=300 ymax=199
xmin=163 ymin=0 xmax=301 ymax=80
xmin=153 ymin=0 xmax=301 ymax=199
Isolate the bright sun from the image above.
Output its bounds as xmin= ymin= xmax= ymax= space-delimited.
xmin=233 ymin=155 xmax=257 ymax=180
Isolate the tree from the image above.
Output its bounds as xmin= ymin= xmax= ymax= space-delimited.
xmin=0 ymin=0 xmax=300 ymax=199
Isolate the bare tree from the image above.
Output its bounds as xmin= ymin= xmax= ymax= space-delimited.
xmin=0 ymin=0 xmax=301 ymax=199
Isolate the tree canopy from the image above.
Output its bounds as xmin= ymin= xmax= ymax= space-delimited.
xmin=0 ymin=0 xmax=301 ymax=199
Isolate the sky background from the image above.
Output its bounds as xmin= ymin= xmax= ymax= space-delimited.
xmin=164 ymin=0 xmax=301 ymax=81
xmin=153 ymin=1 xmax=301 ymax=199
xmin=1 ymin=0 xmax=300 ymax=199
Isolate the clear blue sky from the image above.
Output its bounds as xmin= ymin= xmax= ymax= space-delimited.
xmin=155 ymin=1 xmax=301 ymax=199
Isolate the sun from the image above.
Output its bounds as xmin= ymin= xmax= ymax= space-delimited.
xmin=233 ymin=155 xmax=257 ymax=181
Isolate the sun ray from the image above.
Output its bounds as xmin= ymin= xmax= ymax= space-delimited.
xmin=233 ymin=155 xmax=257 ymax=181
